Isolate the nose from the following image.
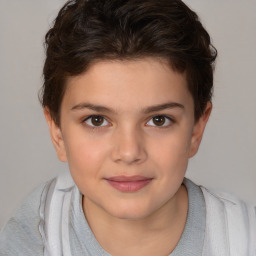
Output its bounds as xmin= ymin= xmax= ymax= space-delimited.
xmin=110 ymin=126 xmax=147 ymax=165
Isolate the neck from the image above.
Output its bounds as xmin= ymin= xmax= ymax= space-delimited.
xmin=83 ymin=185 xmax=188 ymax=256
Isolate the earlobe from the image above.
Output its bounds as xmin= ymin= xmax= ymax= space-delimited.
xmin=189 ymin=102 xmax=212 ymax=158
xmin=44 ymin=108 xmax=67 ymax=162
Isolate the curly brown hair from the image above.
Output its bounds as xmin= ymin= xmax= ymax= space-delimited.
xmin=40 ymin=0 xmax=217 ymax=126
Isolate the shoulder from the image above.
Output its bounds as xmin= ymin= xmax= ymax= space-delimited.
xmin=0 ymin=179 xmax=54 ymax=256
xmin=200 ymin=185 xmax=256 ymax=255
xmin=201 ymin=185 xmax=255 ymax=216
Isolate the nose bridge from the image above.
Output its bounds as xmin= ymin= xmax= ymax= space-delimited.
xmin=111 ymin=123 xmax=147 ymax=164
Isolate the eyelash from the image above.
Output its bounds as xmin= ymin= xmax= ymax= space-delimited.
xmin=146 ymin=115 xmax=174 ymax=128
xmin=82 ymin=115 xmax=174 ymax=129
xmin=82 ymin=115 xmax=111 ymax=130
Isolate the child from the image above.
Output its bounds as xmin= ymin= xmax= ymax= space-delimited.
xmin=0 ymin=0 xmax=255 ymax=255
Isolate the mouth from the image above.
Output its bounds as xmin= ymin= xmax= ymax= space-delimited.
xmin=104 ymin=176 xmax=153 ymax=192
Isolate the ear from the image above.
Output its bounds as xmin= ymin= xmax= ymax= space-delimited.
xmin=189 ymin=102 xmax=212 ymax=158
xmin=44 ymin=108 xmax=67 ymax=162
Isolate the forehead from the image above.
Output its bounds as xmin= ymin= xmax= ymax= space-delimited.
xmin=62 ymin=57 xmax=192 ymax=112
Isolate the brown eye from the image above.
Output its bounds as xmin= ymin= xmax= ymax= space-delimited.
xmin=91 ymin=116 xmax=104 ymax=126
xmin=146 ymin=115 xmax=172 ymax=127
xmin=152 ymin=116 xmax=166 ymax=126
xmin=84 ymin=115 xmax=109 ymax=127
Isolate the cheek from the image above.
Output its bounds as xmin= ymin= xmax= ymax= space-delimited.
xmin=64 ymin=135 xmax=109 ymax=177
xmin=150 ymin=130 xmax=192 ymax=171
xmin=65 ymin=137 xmax=110 ymax=196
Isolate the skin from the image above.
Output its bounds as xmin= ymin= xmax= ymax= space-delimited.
xmin=45 ymin=57 xmax=211 ymax=255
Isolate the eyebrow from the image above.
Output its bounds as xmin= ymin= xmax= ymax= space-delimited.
xmin=71 ymin=102 xmax=184 ymax=113
xmin=71 ymin=103 xmax=115 ymax=113
xmin=143 ymin=102 xmax=184 ymax=113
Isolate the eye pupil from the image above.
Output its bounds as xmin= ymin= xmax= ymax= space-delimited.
xmin=91 ymin=116 xmax=104 ymax=126
xmin=153 ymin=116 xmax=165 ymax=126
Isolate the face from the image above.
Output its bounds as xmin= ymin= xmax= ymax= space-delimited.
xmin=45 ymin=58 xmax=211 ymax=220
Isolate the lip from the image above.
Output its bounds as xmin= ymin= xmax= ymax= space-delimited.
xmin=104 ymin=176 xmax=153 ymax=192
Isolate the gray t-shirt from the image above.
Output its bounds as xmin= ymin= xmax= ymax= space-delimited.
xmin=0 ymin=178 xmax=205 ymax=255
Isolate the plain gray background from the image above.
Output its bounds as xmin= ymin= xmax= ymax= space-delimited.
xmin=0 ymin=0 xmax=255 ymax=229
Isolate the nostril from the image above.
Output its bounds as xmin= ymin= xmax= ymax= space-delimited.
xmin=110 ymin=141 xmax=147 ymax=164
xmin=110 ymin=129 xmax=148 ymax=164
